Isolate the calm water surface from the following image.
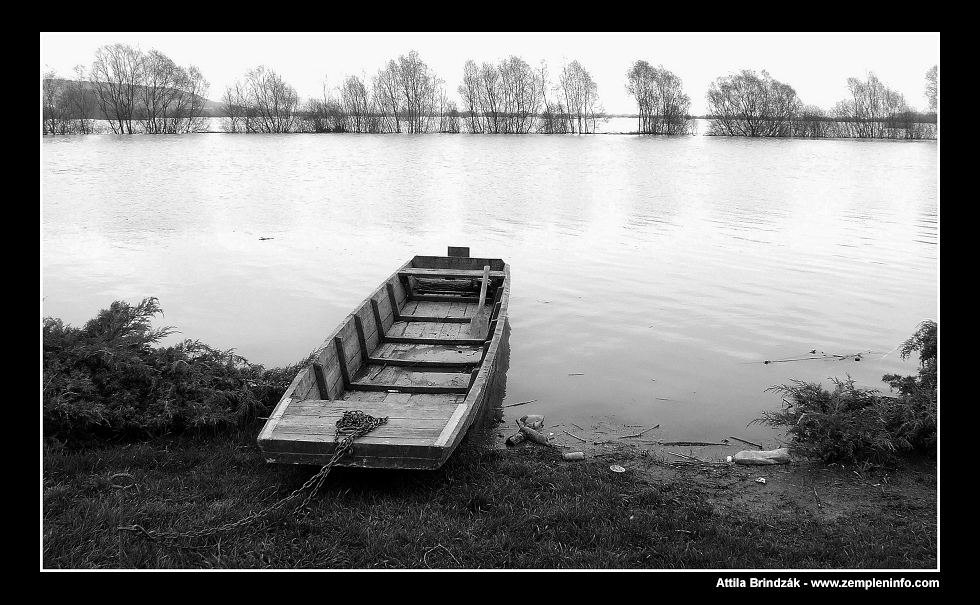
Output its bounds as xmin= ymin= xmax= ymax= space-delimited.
xmin=41 ymin=130 xmax=938 ymax=452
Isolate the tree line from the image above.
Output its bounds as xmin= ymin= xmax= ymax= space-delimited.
xmin=42 ymin=42 xmax=937 ymax=139
xmin=704 ymin=68 xmax=937 ymax=139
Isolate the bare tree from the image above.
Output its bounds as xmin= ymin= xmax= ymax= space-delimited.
xmin=166 ymin=65 xmax=210 ymax=133
xmin=398 ymin=51 xmax=438 ymax=133
xmin=65 ymin=66 xmax=96 ymax=134
xmin=302 ymin=96 xmax=345 ymax=133
xmin=340 ymin=74 xmax=371 ymax=133
xmin=243 ymin=66 xmax=299 ymax=133
xmin=557 ymin=60 xmax=601 ymax=134
xmin=535 ymin=60 xmax=564 ymax=134
xmin=42 ymin=69 xmax=65 ymax=135
xmin=222 ymin=81 xmax=250 ymax=133
xmin=498 ymin=56 xmax=540 ymax=133
xmin=374 ymin=60 xmax=402 ymax=133
xmin=479 ymin=61 xmax=502 ymax=133
xmin=626 ymin=61 xmax=691 ymax=135
xmin=791 ymin=104 xmax=831 ymax=138
xmin=90 ymin=43 xmax=143 ymax=134
xmin=138 ymin=49 xmax=179 ymax=134
xmin=458 ymin=60 xmax=483 ymax=133
xmin=706 ymin=69 xmax=800 ymax=137
xmin=435 ymin=88 xmax=460 ymax=133
xmin=832 ymin=72 xmax=913 ymax=138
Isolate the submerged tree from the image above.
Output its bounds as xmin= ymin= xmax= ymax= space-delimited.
xmin=457 ymin=55 xmax=542 ymax=134
xmin=398 ymin=50 xmax=440 ymax=134
xmin=705 ymin=69 xmax=800 ymax=137
xmin=90 ymin=43 xmax=143 ymax=134
xmin=137 ymin=50 xmax=210 ymax=134
xmin=42 ymin=70 xmax=69 ymax=135
xmin=791 ymin=104 xmax=832 ymax=138
xmin=535 ymin=60 xmax=565 ymax=134
xmin=458 ymin=60 xmax=483 ymax=133
xmin=224 ymin=66 xmax=299 ymax=133
xmin=374 ymin=59 xmax=403 ymax=133
xmin=832 ymin=72 xmax=915 ymax=138
xmin=558 ymin=60 xmax=602 ymax=134
xmin=339 ymin=74 xmax=372 ymax=133
xmin=626 ymin=60 xmax=691 ymax=135
xmin=89 ymin=43 xmax=209 ymax=135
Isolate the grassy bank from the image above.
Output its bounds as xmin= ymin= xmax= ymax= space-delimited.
xmin=42 ymin=421 xmax=937 ymax=570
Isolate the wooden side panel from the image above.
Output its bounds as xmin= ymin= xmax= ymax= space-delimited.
xmin=312 ymin=340 xmax=343 ymax=400
xmin=354 ymin=303 xmax=381 ymax=354
xmin=334 ymin=319 xmax=364 ymax=385
xmin=288 ymin=366 xmax=318 ymax=401
xmin=389 ymin=275 xmax=409 ymax=309
xmin=374 ymin=290 xmax=396 ymax=333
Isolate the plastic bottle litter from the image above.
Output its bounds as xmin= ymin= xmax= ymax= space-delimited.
xmin=519 ymin=414 xmax=545 ymax=430
xmin=733 ymin=448 xmax=791 ymax=465
xmin=518 ymin=423 xmax=551 ymax=445
xmin=505 ymin=432 xmax=526 ymax=446
xmin=562 ymin=451 xmax=585 ymax=461
xmin=726 ymin=455 xmax=733 ymax=463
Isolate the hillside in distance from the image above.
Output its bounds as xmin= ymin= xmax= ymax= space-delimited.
xmin=43 ymin=78 xmax=225 ymax=118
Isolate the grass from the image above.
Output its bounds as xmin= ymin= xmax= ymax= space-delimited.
xmin=42 ymin=421 xmax=937 ymax=570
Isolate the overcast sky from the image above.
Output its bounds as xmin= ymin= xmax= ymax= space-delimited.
xmin=40 ymin=32 xmax=939 ymax=115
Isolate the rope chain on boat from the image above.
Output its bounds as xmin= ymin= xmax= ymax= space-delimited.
xmin=117 ymin=410 xmax=388 ymax=548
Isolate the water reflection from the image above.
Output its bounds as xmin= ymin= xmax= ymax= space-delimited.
xmin=42 ymin=134 xmax=937 ymax=447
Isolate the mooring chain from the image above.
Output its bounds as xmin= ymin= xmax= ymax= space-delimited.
xmin=118 ymin=410 xmax=388 ymax=546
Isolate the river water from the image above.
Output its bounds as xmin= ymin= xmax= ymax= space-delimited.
xmin=41 ymin=126 xmax=938 ymax=453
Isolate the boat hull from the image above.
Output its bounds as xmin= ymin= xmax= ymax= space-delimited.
xmin=257 ymin=251 xmax=510 ymax=470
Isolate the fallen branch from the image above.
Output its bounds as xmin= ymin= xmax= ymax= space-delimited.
xmin=660 ymin=441 xmax=728 ymax=446
xmin=503 ymin=399 xmax=537 ymax=408
xmin=619 ymin=424 xmax=660 ymax=439
xmin=761 ymin=350 xmax=875 ymax=365
xmin=563 ymin=430 xmax=587 ymax=443
xmin=729 ymin=436 xmax=763 ymax=449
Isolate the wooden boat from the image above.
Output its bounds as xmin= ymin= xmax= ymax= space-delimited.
xmin=257 ymin=247 xmax=510 ymax=470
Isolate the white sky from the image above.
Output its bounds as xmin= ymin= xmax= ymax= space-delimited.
xmin=40 ymin=32 xmax=939 ymax=115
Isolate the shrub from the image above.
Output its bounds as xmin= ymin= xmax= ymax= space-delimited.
xmin=757 ymin=321 xmax=938 ymax=465
xmin=42 ymin=297 xmax=296 ymax=446
xmin=882 ymin=320 xmax=937 ymax=452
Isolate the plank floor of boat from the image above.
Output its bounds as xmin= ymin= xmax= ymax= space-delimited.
xmin=399 ymin=299 xmax=481 ymax=319
xmin=271 ymin=393 xmax=466 ymax=446
xmin=373 ymin=342 xmax=483 ymax=364
xmin=271 ymin=297 xmax=491 ymax=455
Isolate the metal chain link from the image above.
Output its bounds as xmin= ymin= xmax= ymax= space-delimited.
xmin=118 ymin=410 xmax=388 ymax=547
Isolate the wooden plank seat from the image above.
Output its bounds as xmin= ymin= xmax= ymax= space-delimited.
xmin=347 ymin=363 xmax=472 ymax=395
xmin=398 ymin=268 xmax=506 ymax=280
